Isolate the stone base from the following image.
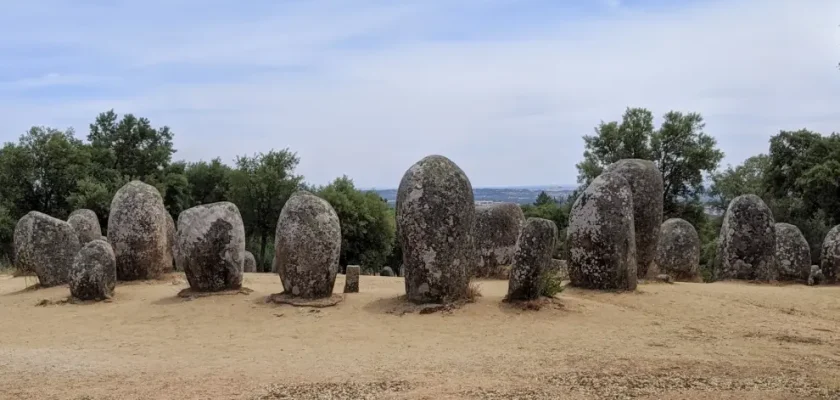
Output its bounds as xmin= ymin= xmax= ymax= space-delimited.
xmin=268 ymin=292 xmax=344 ymax=308
xmin=343 ymin=282 xmax=359 ymax=293
xmin=177 ymin=287 xmax=253 ymax=298
xmin=502 ymin=296 xmax=564 ymax=311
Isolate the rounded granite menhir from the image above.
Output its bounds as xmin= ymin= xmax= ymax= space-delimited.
xmin=604 ymin=159 xmax=663 ymax=278
xmin=775 ymin=222 xmax=810 ymax=281
xmin=567 ymin=172 xmax=637 ymax=291
xmin=14 ymin=211 xmax=81 ymax=286
xmin=108 ymin=181 xmax=173 ymax=281
xmin=715 ymin=194 xmax=776 ymax=281
xmin=67 ymin=209 xmax=103 ymax=245
xmin=396 ymin=155 xmax=475 ymax=303
xmin=177 ymin=202 xmax=246 ymax=292
xmin=507 ymin=218 xmax=557 ymax=301
xmin=654 ymin=218 xmax=700 ymax=281
xmin=473 ymin=203 xmax=525 ymax=278
xmin=70 ymin=239 xmax=117 ymax=301
xmin=274 ymin=191 xmax=342 ymax=299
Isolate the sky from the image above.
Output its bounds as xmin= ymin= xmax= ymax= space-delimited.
xmin=1 ymin=0 xmax=838 ymax=189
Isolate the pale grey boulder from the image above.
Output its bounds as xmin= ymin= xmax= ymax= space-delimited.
xmin=715 ymin=194 xmax=776 ymax=281
xmin=396 ymin=155 xmax=475 ymax=303
xmin=473 ymin=203 xmax=525 ymax=278
xmin=274 ymin=191 xmax=342 ymax=298
xmin=244 ymin=251 xmax=257 ymax=273
xmin=820 ymin=225 xmax=840 ymax=283
xmin=67 ymin=209 xmax=102 ymax=245
xmin=69 ymin=239 xmax=116 ymax=301
xmin=775 ymin=223 xmax=810 ymax=281
xmin=604 ymin=159 xmax=664 ymax=278
xmin=108 ymin=181 xmax=172 ymax=281
xmin=654 ymin=218 xmax=701 ymax=281
xmin=177 ymin=202 xmax=246 ymax=292
xmin=14 ymin=211 xmax=80 ymax=286
xmin=567 ymin=173 xmax=637 ymax=291
xmin=507 ymin=218 xmax=557 ymax=301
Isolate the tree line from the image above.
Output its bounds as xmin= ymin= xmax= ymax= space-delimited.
xmin=1 ymin=107 xmax=835 ymax=280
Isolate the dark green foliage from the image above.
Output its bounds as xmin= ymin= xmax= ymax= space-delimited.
xmin=521 ymin=193 xmax=573 ymax=258
xmin=88 ymin=110 xmax=175 ymax=181
xmin=317 ymin=176 xmax=394 ymax=274
xmin=540 ymin=272 xmax=565 ymax=297
xmin=185 ymin=158 xmax=232 ymax=205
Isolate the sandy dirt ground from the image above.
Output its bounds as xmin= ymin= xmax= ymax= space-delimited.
xmin=1 ymin=273 xmax=839 ymax=400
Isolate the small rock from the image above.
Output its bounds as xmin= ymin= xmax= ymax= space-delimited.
xmin=380 ymin=266 xmax=394 ymax=277
xmin=807 ymin=265 xmax=824 ymax=286
xmin=344 ymin=265 xmax=360 ymax=293
xmin=69 ymin=239 xmax=116 ymax=301
xmin=243 ymin=251 xmax=257 ymax=273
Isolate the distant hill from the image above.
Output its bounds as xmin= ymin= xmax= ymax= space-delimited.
xmin=372 ymin=185 xmax=577 ymax=206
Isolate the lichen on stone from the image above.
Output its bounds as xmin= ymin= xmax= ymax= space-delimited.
xmin=654 ymin=218 xmax=700 ymax=281
xmin=177 ymin=201 xmax=246 ymax=292
xmin=14 ymin=211 xmax=80 ymax=287
xmin=715 ymin=194 xmax=777 ymax=281
xmin=473 ymin=202 xmax=525 ymax=278
xmin=108 ymin=181 xmax=172 ymax=281
xmin=507 ymin=217 xmax=557 ymax=301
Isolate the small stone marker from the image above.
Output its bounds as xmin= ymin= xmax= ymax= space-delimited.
xmin=380 ymin=266 xmax=394 ymax=277
xmin=344 ymin=265 xmax=360 ymax=293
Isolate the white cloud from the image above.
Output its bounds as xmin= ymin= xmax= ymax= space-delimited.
xmin=1 ymin=0 xmax=838 ymax=187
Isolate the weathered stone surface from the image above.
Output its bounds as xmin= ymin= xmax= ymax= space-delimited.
xmin=177 ymin=202 xmax=245 ymax=292
xmin=69 ymin=239 xmax=116 ymax=301
xmin=274 ymin=191 xmax=341 ymax=298
xmin=108 ymin=181 xmax=172 ymax=281
xmin=820 ymin=224 xmax=840 ymax=283
xmin=567 ymin=173 xmax=637 ymax=291
xmin=166 ymin=213 xmax=177 ymax=272
xmin=808 ymin=265 xmax=824 ymax=286
xmin=655 ymin=274 xmax=674 ymax=284
xmin=473 ymin=203 xmax=525 ymax=278
xmin=715 ymin=195 xmax=777 ymax=281
xmin=549 ymin=259 xmax=569 ymax=281
xmin=604 ymin=159 xmax=664 ymax=278
xmin=380 ymin=266 xmax=394 ymax=277
xmin=396 ymin=155 xmax=475 ymax=303
xmin=244 ymin=251 xmax=257 ymax=273
xmin=14 ymin=211 xmax=80 ymax=286
xmin=344 ymin=265 xmax=360 ymax=293
xmin=775 ymin=223 xmax=810 ymax=281
xmin=67 ymin=209 xmax=102 ymax=245
xmin=654 ymin=218 xmax=701 ymax=281
xmin=507 ymin=218 xmax=557 ymax=301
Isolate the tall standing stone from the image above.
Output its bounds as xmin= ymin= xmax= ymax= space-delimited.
xmin=473 ymin=203 xmax=526 ymax=278
xmin=274 ymin=191 xmax=342 ymax=298
xmin=14 ymin=211 xmax=80 ymax=287
xmin=567 ymin=173 xmax=637 ymax=291
xmin=177 ymin=202 xmax=246 ymax=292
xmin=775 ymin=223 xmax=810 ymax=281
xmin=820 ymin=225 xmax=840 ymax=283
xmin=344 ymin=265 xmax=360 ymax=293
xmin=67 ymin=209 xmax=103 ymax=245
xmin=396 ymin=155 xmax=475 ymax=303
xmin=715 ymin=194 xmax=776 ymax=281
xmin=243 ymin=251 xmax=257 ymax=273
xmin=507 ymin=218 xmax=557 ymax=301
xmin=70 ymin=239 xmax=117 ymax=301
xmin=654 ymin=218 xmax=701 ymax=281
xmin=603 ymin=159 xmax=664 ymax=278
xmin=166 ymin=213 xmax=177 ymax=272
xmin=108 ymin=181 xmax=172 ymax=281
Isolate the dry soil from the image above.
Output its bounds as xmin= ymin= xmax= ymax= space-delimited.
xmin=1 ymin=273 xmax=839 ymax=400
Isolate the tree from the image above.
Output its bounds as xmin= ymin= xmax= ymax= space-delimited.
xmin=576 ymin=107 xmax=724 ymax=224
xmin=88 ymin=109 xmax=175 ymax=181
xmin=185 ymin=158 xmax=232 ymax=205
xmin=317 ymin=176 xmax=395 ymax=274
xmin=534 ymin=191 xmax=555 ymax=206
xmin=709 ymin=155 xmax=769 ymax=212
xmin=227 ymin=149 xmax=303 ymax=271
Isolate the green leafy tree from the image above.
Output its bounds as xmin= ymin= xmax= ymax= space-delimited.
xmin=534 ymin=191 xmax=555 ymax=206
xmin=227 ymin=149 xmax=303 ymax=271
xmin=576 ymin=107 xmax=724 ymax=225
xmin=317 ymin=176 xmax=395 ymax=274
xmin=185 ymin=158 xmax=232 ymax=205
xmin=709 ymin=155 xmax=769 ymax=212
xmin=88 ymin=109 xmax=175 ymax=181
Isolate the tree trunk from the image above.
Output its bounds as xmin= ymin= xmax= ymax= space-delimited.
xmin=259 ymin=231 xmax=268 ymax=273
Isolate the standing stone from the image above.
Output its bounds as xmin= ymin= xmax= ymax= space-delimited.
xmin=177 ymin=202 xmax=246 ymax=292
xmin=473 ymin=203 xmax=526 ymax=278
xmin=654 ymin=218 xmax=701 ymax=281
xmin=775 ymin=223 xmax=811 ymax=281
xmin=67 ymin=209 xmax=103 ymax=245
xmin=166 ymin=213 xmax=177 ymax=272
xmin=244 ymin=251 xmax=257 ymax=273
xmin=380 ymin=266 xmax=394 ymax=277
xmin=604 ymin=159 xmax=664 ymax=278
xmin=567 ymin=173 xmax=637 ymax=291
xmin=344 ymin=265 xmax=360 ymax=293
xmin=13 ymin=211 xmax=80 ymax=287
xmin=507 ymin=218 xmax=557 ymax=301
xmin=808 ymin=265 xmax=824 ymax=286
xmin=715 ymin=194 xmax=776 ymax=281
xmin=69 ymin=239 xmax=116 ymax=301
xmin=108 ymin=181 xmax=172 ymax=281
xmin=396 ymin=155 xmax=475 ymax=303
xmin=549 ymin=259 xmax=569 ymax=281
xmin=820 ymin=225 xmax=840 ymax=283
xmin=274 ymin=191 xmax=341 ymax=298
